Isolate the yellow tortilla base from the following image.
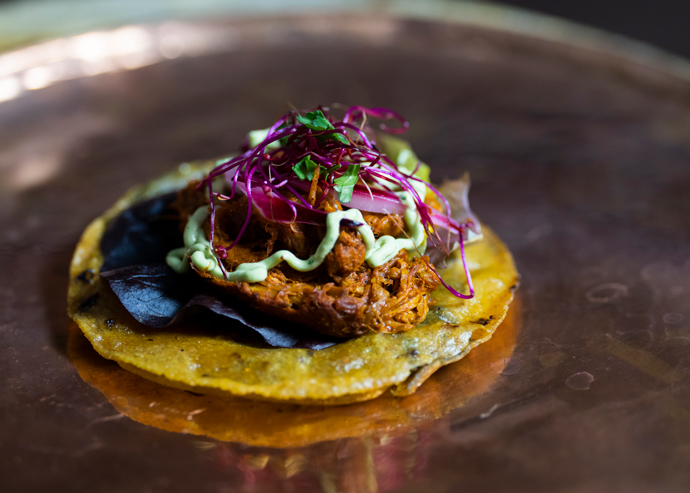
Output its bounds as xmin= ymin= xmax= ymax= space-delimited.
xmin=67 ymin=298 xmax=519 ymax=447
xmin=67 ymin=162 xmax=519 ymax=405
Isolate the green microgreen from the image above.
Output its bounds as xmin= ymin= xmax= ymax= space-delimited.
xmin=333 ymin=163 xmax=361 ymax=203
xmin=293 ymin=155 xmax=319 ymax=181
xmin=293 ymin=157 xmax=341 ymax=182
xmin=296 ymin=110 xmax=332 ymax=131
xmin=296 ymin=110 xmax=349 ymax=146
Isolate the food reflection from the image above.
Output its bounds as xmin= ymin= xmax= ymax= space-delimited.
xmin=210 ymin=427 xmax=439 ymax=493
xmin=69 ymin=300 xmax=519 ymax=449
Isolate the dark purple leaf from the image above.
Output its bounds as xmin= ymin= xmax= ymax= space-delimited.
xmin=98 ymin=194 xmax=340 ymax=348
xmin=101 ymin=263 xmax=338 ymax=349
xmin=101 ymin=264 xmax=199 ymax=328
xmin=97 ymin=174 xmax=476 ymax=347
xmin=100 ymin=194 xmax=182 ymax=271
xmin=177 ymin=293 xmax=339 ymax=350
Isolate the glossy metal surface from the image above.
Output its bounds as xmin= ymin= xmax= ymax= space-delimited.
xmin=2 ymin=15 xmax=690 ymax=493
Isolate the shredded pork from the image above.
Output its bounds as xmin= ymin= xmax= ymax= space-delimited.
xmin=173 ymin=182 xmax=440 ymax=337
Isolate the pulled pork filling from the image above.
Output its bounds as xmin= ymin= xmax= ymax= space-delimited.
xmin=172 ymin=181 xmax=440 ymax=337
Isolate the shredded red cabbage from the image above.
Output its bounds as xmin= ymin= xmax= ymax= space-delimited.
xmin=198 ymin=105 xmax=476 ymax=299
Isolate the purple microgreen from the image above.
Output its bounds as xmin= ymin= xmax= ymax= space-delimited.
xmin=335 ymin=121 xmax=373 ymax=147
xmin=343 ymin=106 xmax=409 ymax=134
xmin=428 ymin=233 xmax=475 ymax=299
xmin=283 ymin=184 xmax=312 ymax=208
xmin=197 ymin=104 xmax=475 ymax=300
xmin=315 ymin=182 xmax=333 ymax=208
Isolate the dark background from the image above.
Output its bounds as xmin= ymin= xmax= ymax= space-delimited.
xmin=0 ymin=1 xmax=688 ymax=60
xmin=498 ymin=0 xmax=690 ymax=59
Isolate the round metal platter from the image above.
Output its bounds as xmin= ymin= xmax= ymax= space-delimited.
xmin=2 ymin=11 xmax=690 ymax=493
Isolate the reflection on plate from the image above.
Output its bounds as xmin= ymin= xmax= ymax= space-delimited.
xmin=68 ymin=299 xmax=520 ymax=448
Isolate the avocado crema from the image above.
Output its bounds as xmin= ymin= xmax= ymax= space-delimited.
xmin=166 ymin=190 xmax=427 ymax=282
xmin=166 ymin=132 xmax=431 ymax=282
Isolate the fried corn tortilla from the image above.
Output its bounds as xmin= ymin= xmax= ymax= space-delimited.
xmin=67 ymin=162 xmax=518 ymax=405
xmin=67 ymin=298 xmax=519 ymax=447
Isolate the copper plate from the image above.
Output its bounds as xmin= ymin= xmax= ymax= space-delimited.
xmin=2 ymin=14 xmax=690 ymax=493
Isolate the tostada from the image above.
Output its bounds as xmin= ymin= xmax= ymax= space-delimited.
xmin=68 ymin=105 xmax=518 ymax=405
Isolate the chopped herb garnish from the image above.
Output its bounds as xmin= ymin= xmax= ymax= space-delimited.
xmin=297 ymin=110 xmax=350 ymax=145
xmin=333 ymin=163 xmax=361 ymax=203
xmin=296 ymin=110 xmax=332 ymax=131
xmin=328 ymin=132 xmax=350 ymax=146
xmin=294 ymin=157 xmax=342 ymax=182
xmin=293 ymin=156 xmax=319 ymax=181
xmin=200 ymin=104 xmax=476 ymax=300
xmin=321 ymin=163 xmax=340 ymax=178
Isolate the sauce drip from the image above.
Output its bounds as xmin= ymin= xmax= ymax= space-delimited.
xmin=166 ymin=192 xmax=426 ymax=282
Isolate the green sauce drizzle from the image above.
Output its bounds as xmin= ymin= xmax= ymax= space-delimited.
xmin=166 ymin=193 xmax=426 ymax=283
